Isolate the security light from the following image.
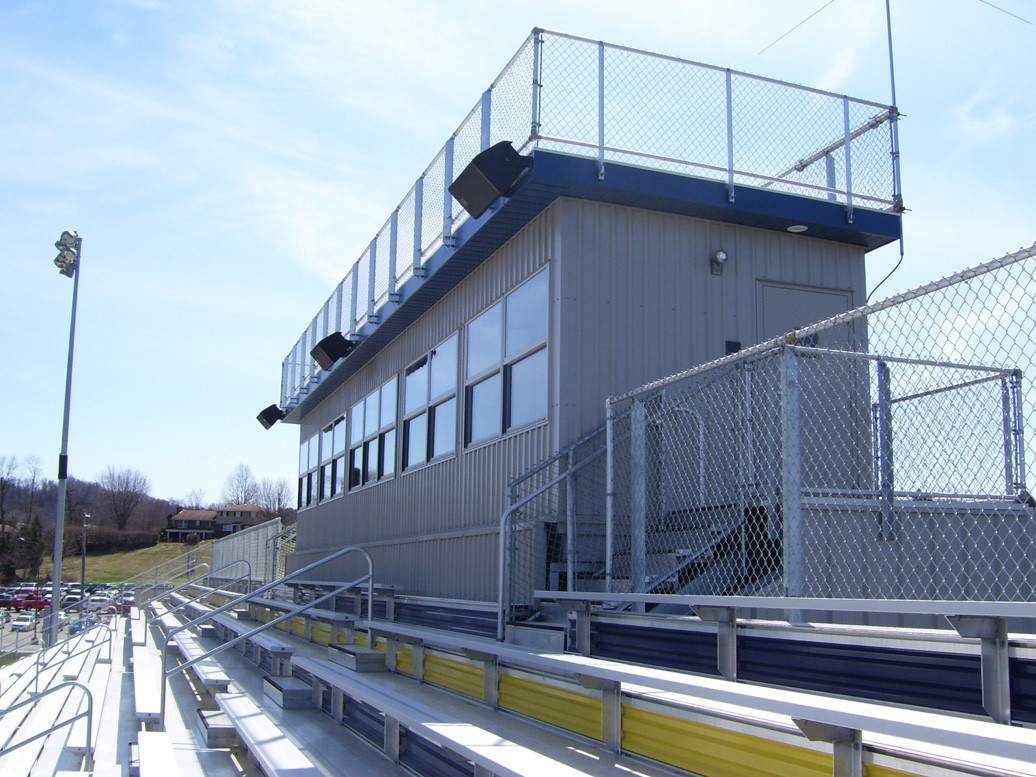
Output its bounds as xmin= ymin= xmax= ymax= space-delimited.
xmin=710 ymin=249 xmax=729 ymax=275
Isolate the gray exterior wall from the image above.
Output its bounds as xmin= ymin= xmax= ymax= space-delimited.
xmin=553 ymin=198 xmax=866 ymax=446
xmin=289 ymin=197 xmax=867 ymax=601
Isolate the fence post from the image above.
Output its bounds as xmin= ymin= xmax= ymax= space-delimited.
xmin=605 ymin=401 xmax=615 ymax=593
xmin=781 ymin=348 xmax=804 ymax=606
xmin=725 ymin=69 xmax=735 ymax=202
xmin=1010 ymin=371 xmax=1027 ymax=498
xmin=631 ymin=399 xmax=648 ymax=606
xmin=597 ymin=40 xmax=606 ymax=180
xmin=566 ymin=450 xmax=575 ymax=592
xmin=877 ymin=360 xmax=896 ymax=540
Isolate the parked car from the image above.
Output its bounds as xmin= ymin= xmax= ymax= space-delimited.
xmin=84 ymin=595 xmax=113 ymax=612
xmin=68 ymin=613 xmax=98 ymax=635
xmin=11 ymin=612 xmax=37 ymax=632
xmin=11 ymin=593 xmax=49 ymax=611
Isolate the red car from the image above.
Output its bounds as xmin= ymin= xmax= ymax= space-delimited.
xmin=11 ymin=593 xmax=49 ymax=611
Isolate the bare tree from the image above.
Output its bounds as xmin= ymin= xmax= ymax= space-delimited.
xmin=222 ymin=464 xmax=259 ymax=506
xmin=182 ymin=488 xmax=206 ymax=509
xmin=257 ymin=477 xmax=293 ymax=517
xmin=99 ymin=466 xmax=151 ymax=530
xmin=21 ymin=455 xmax=43 ymax=526
xmin=0 ymin=455 xmax=17 ymax=536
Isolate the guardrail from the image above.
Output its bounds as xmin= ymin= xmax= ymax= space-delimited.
xmin=157 ymin=546 xmax=373 ymax=729
xmin=140 ymin=560 xmax=249 ymax=645
xmin=33 ymin=620 xmax=115 ymax=694
xmin=0 ymin=681 xmax=94 ymax=770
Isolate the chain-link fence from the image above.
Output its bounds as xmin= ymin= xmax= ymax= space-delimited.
xmin=281 ymin=28 xmax=899 ymax=413
xmin=503 ymin=245 xmax=1036 ymax=618
xmin=208 ymin=518 xmax=283 ymax=591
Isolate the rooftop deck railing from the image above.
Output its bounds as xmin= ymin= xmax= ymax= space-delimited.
xmin=280 ymin=28 xmax=901 ymax=412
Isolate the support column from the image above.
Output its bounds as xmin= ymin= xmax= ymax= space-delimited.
xmin=464 ymin=649 xmax=500 ymax=709
xmin=947 ymin=615 xmax=1011 ymax=724
xmin=794 ymin=720 xmax=862 ymax=777
xmin=575 ymin=674 xmax=622 ymax=753
xmin=694 ymin=606 xmax=738 ymax=681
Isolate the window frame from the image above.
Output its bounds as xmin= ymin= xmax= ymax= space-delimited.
xmin=348 ymin=377 xmax=398 ymax=490
xmin=402 ymin=333 xmax=459 ymax=471
xmin=463 ymin=269 xmax=549 ymax=447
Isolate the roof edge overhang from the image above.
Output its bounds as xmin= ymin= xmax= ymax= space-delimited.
xmin=285 ymin=150 xmax=901 ymax=423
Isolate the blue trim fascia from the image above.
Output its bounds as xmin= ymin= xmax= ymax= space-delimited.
xmin=285 ymin=151 xmax=901 ymax=423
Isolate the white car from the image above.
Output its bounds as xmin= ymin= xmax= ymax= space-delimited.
xmin=84 ymin=595 xmax=113 ymax=612
xmin=11 ymin=612 xmax=36 ymax=632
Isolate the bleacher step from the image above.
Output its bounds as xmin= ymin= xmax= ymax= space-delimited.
xmin=262 ymin=675 xmax=312 ymax=709
xmin=197 ymin=709 xmax=237 ymax=748
xmin=327 ymin=643 xmax=385 ymax=672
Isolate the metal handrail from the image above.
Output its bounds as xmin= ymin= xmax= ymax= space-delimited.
xmin=0 ymin=680 xmax=94 ymax=770
xmin=34 ymin=621 xmax=114 ymax=694
xmin=141 ymin=560 xmax=250 ymax=644
xmin=158 ymin=546 xmax=373 ymax=729
xmin=134 ymin=561 xmax=211 ymax=609
xmin=163 ymin=570 xmax=253 ymax=621
xmin=497 ymin=448 xmax=606 ymax=640
xmin=121 ymin=544 xmax=209 ymax=588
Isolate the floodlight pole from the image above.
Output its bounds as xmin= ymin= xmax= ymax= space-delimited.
xmin=49 ymin=234 xmax=82 ymax=648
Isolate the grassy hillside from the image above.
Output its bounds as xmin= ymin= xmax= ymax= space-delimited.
xmin=38 ymin=541 xmax=214 ymax=584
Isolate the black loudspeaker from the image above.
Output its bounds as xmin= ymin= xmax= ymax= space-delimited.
xmin=448 ymin=141 xmax=534 ymax=220
xmin=257 ymin=405 xmax=285 ymax=430
xmin=310 ymin=332 xmax=356 ymax=371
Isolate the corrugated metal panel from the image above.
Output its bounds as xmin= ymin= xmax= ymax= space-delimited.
xmin=310 ymin=622 xmax=332 ymax=645
xmin=400 ymin=734 xmax=475 ymax=777
xmin=865 ymin=765 xmax=922 ymax=777
xmin=592 ymin=621 xmax=719 ymax=676
xmin=395 ymin=644 xmax=415 ymax=676
xmin=738 ymin=635 xmax=984 ymax=717
xmin=1011 ymin=657 xmax=1036 ymax=724
xmin=590 ymin=619 xmax=991 ymax=720
xmin=622 ymin=704 xmax=831 ymax=777
xmin=291 ymin=211 xmax=557 ymax=599
xmin=555 ymin=198 xmax=865 ymax=444
xmin=497 ymin=672 xmax=601 ymax=740
xmin=424 ymin=653 xmax=484 ymax=699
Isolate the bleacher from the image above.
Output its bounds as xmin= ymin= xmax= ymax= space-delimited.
xmin=2 ymin=564 xmax=1036 ymax=777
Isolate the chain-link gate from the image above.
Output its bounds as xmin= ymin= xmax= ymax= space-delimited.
xmin=503 ymin=244 xmax=1036 ymax=620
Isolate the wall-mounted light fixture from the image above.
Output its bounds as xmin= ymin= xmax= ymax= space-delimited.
xmin=710 ymin=249 xmax=729 ymax=275
xmin=257 ymin=405 xmax=286 ymax=430
xmin=310 ymin=332 xmax=356 ymax=371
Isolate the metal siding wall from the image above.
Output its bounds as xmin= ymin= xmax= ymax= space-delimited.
xmin=554 ymin=198 xmax=865 ymax=444
xmin=291 ymin=210 xmax=558 ymax=599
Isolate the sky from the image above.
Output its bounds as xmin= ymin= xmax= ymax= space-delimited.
xmin=0 ymin=0 xmax=1033 ymax=506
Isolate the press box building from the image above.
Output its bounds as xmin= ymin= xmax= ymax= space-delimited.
xmin=267 ymin=30 xmax=902 ymax=614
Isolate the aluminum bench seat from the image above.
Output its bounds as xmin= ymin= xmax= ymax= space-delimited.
xmin=215 ymin=692 xmax=322 ymax=777
xmin=291 ymin=654 xmax=674 ymax=777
